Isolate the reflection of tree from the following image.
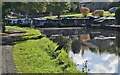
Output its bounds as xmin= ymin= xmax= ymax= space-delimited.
xmin=117 ymin=48 xmax=120 ymax=56
xmin=116 ymin=32 xmax=120 ymax=48
xmin=52 ymin=34 xmax=120 ymax=56
xmin=71 ymin=38 xmax=81 ymax=54
xmin=115 ymin=32 xmax=120 ymax=56
xmin=82 ymin=60 xmax=90 ymax=73
xmin=90 ymin=48 xmax=99 ymax=54
xmin=80 ymin=45 xmax=89 ymax=57
xmin=90 ymin=45 xmax=119 ymax=56
xmin=88 ymin=39 xmax=119 ymax=56
xmin=81 ymin=49 xmax=84 ymax=57
xmin=53 ymin=35 xmax=72 ymax=52
xmin=53 ymin=35 xmax=82 ymax=53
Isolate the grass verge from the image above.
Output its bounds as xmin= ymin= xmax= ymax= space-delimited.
xmin=6 ymin=26 xmax=42 ymax=39
xmin=11 ymin=26 xmax=83 ymax=73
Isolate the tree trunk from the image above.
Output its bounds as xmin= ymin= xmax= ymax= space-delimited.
xmin=1 ymin=22 xmax=5 ymax=33
xmin=115 ymin=7 xmax=120 ymax=25
xmin=2 ymin=25 xmax=5 ymax=33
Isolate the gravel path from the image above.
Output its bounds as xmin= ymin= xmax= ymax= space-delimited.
xmin=2 ymin=45 xmax=16 ymax=73
xmin=0 ymin=28 xmax=25 ymax=74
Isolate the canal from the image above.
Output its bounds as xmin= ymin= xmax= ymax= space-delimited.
xmin=38 ymin=27 xmax=120 ymax=73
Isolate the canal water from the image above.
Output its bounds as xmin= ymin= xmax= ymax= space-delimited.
xmin=39 ymin=27 xmax=120 ymax=73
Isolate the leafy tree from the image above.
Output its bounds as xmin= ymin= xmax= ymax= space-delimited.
xmin=46 ymin=2 xmax=78 ymax=15
xmin=115 ymin=7 xmax=120 ymax=25
xmin=2 ymin=2 xmax=12 ymax=33
xmin=94 ymin=10 xmax=104 ymax=17
xmin=80 ymin=7 xmax=90 ymax=17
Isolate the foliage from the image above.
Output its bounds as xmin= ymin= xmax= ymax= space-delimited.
xmin=2 ymin=2 xmax=78 ymax=16
xmin=80 ymin=7 xmax=90 ymax=17
xmin=2 ymin=2 xmax=47 ymax=14
xmin=115 ymin=7 xmax=120 ymax=24
xmin=80 ymin=7 xmax=90 ymax=13
xmin=43 ymin=12 xmax=115 ymax=19
xmin=6 ymin=26 xmax=41 ymax=39
xmin=22 ymin=28 xmax=41 ymax=39
xmin=2 ymin=2 xmax=115 ymax=20
xmin=1 ymin=2 xmax=78 ymax=33
xmin=13 ymin=38 xmax=62 ymax=73
xmin=13 ymin=27 xmax=81 ymax=73
xmin=93 ymin=10 xmax=104 ymax=17
xmin=109 ymin=2 xmax=120 ymax=8
xmin=46 ymin=2 xmax=78 ymax=15
xmin=54 ymin=36 xmax=72 ymax=52
xmin=13 ymin=37 xmax=81 ymax=73
xmin=104 ymin=11 xmax=115 ymax=17
xmin=116 ymin=48 xmax=120 ymax=56
xmin=56 ymin=50 xmax=80 ymax=73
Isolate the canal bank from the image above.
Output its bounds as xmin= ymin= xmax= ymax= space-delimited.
xmin=39 ymin=27 xmax=120 ymax=73
xmin=3 ymin=26 xmax=82 ymax=73
xmin=1 ymin=28 xmax=26 ymax=73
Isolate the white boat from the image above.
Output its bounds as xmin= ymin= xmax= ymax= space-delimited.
xmin=94 ymin=35 xmax=116 ymax=40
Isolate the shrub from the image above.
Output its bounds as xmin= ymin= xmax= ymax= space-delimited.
xmin=56 ymin=50 xmax=80 ymax=73
xmin=115 ymin=7 xmax=120 ymax=25
xmin=13 ymin=39 xmax=62 ymax=73
xmin=80 ymin=7 xmax=90 ymax=17
xmin=94 ymin=10 xmax=104 ymax=17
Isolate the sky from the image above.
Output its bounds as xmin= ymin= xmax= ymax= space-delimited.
xmin=69 ymin=50 xmax=119 ymax=73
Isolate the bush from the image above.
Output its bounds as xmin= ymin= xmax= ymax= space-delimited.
xmin=80 ymin=7 xmax=90 ymax=17
xmin=94 ymin=10 xmax=104 ymax=17
xmin=56 ymin=50 xmax=80 ymax=73
xmin=13 ymin=38 xmax=62 ymax=73
xmin=115 ymin=7 xmax=120 ymax=25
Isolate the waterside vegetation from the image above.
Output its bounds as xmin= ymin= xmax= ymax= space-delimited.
xmin=6 ymin=26 xmax=84 ymax=73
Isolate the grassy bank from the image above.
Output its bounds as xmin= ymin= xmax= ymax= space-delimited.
xmin=43 ymin=12 xmax=115 ymax=19
xmin=7 ymin=26 xmax=82 ymax=73
xmin=6 ymin=26 xmax=42 ymax=39
xmin=13 ymin=38 xmax=80 ymax=73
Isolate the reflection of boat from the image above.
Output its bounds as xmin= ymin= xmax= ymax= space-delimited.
xmin=50 ymin=34 xmax=61 ymax=39
xmin=81 ymin=41 xmax=98 ymax=49
xmin=94 ymin=35 xmax=116 ymax=40
xmin=80 ymin=34 xmax=91 ymax=41
xmin=51 ymin=34 xmax=59 ymax=37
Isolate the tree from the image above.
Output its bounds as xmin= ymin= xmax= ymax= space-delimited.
xmin=46 ymin=2 xmax=78 ymax=15
xmin=2 ymin=2 xmax=12 ymax=33
xmin=80 ymin=7 xmax=90 ymax=17
xmin=94 ymin=10 xmax=104 ymax=17
xmin=115 ymin=7 xmax=120 ymax=25
xmin=0 ymin=2 xmax=3 ymax=33
xmin=1 ymin=2 xmax=48 ymax=33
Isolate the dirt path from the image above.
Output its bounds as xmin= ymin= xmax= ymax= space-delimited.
xmin=2 ymin=45 xmax=16 ymax=73
xmin=0 ymin=28 xmax=25 ymax=73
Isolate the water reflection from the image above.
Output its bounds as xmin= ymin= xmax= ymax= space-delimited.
xmin=69 ymin=50 xmax=118 ymax=73
xmin=40 ymin=28 xmax=120 ymax=73
xmin=51 ymin=35 xmax=118 ymax=56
